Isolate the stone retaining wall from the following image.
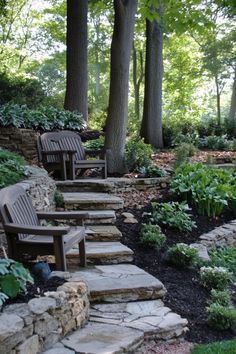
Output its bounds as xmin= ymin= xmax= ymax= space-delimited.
xmin=0 ymin=280 xmax=90 ymax=354
xmin=200 ymin=220 xmax=236 ymax=248
xmin=0 ymin=127 xmax=39 ymax=162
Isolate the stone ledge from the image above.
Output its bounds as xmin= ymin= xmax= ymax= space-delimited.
xmin=0 ymin=280 xmax=89 ymax=354
xmin=199 ymin=219 xmax=236 ymax=248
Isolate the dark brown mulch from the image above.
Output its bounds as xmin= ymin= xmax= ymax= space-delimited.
xmin=116 ymin=193 xmax=236 ymax=344
xmin=4 ymin=276 xmax=66 ymax=307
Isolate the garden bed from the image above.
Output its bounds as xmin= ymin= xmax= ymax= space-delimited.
xmin=117 ymin=191 xmax=236 ymax=344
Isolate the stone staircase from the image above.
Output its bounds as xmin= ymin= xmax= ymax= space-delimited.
xmin=46 ymin=181 xmax=188 ymax=354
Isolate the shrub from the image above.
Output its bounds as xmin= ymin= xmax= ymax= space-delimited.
xmin=207 ymin=303 xmax=236 ymax=330
xmin=208 ymin=289 xmax=232 ymax=307
xmin=140 ymin=224 xmax=166 ymax=251
xmin=173 ymin=142 xmax=198 ymax=168
xmin=200 ymin=266 xmax=232 ymax=290
xmin=167 ymin=243 xmax=198 ymax=268
xmin=54 ymin=190 xmax=64 ymax=208
xmin=125 ymin=138 xmax=153 ymax=172
xmin=151 ymin=201 xmax=196 ymax=232
xmin=137 ymin=164 xmax=167 ymax=178
xmin=0 ymin=259 xmax=33 ymax=306
xmin=83 ymin=136 xmax=105 ymax=151
xmin=0 ymin=149 xmax=28 ymax=187
xmin=0 ymin=103 xmax=85 ymax=131
xmin=198 ymin=135 xmax=231 ymax=151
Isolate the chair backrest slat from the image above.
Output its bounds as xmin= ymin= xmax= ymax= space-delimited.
xmin=39 ymin=133 xmax=61 ymax=163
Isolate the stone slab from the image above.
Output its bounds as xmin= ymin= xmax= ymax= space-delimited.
xmin=66 ymin=242 xmax=134 ymax=265
xmin=61 ymin=322 xmax=143 ymax=354
xmin=71 ymin=210 xmax=116 ymax=225
xmin=63 ymin=192 xmax=124 ymax=210
xmin=69 ymin=264 xmax=166 ymax=303
xmin=85 ymin=225 xmax=122 ymax=242
xmin=90 ymin=300 xmax=188 ymax=340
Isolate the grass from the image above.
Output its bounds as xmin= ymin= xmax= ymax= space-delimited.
xmin=191 ymin=339 xmax=236 ymax=354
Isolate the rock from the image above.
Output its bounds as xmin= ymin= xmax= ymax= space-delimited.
xmin=189 ymin=243 xmax=210 ymax=262
xmin=15 ymin=335 xmax=39 ymax=354
xmin=28 ymin=297 xmax=57 ymax=315
xmin=43 ymin=347 xmax=75 ymax=354
xmin=3 ymin=303 xmax=33 ymax=325
xmin=0 ymin=313 xmax=24 ymax=341
xmin=124 ymin=217 xmax=138 ymax=224
xmin=122 ymin=212 xmax=135 ymax=218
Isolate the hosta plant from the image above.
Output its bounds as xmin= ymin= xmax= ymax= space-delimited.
xmin=0 ymin=259 xmax=33 ymax=306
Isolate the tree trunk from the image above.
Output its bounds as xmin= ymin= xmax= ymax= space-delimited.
xmin=64 ymin=0 xmax=88 ymax=121
xmin=140 ymin=0 xmax=164 ymax=148
xmin=215 ymin=74 xmax=221 ymax=126
xmin=133 ymin=42 xmax=144 ymax=121
xmin=229 ymin=65 xmax=236 ymax=134
xmin=105 ymin=0 xmax=137 ymax=174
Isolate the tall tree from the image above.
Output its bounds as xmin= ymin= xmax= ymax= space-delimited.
xmin=105 ymin=0 xmax=137 ymax=174
xmin=64 ymin=0 xmax=88 ymax=121
xmin=229 ymin=65 xmax=236 ymax=130
xmin=140 ymin=0 xmax=164 ymax=148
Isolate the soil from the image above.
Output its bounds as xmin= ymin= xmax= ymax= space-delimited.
xmin=116 ymin=191 xmax=236 ymax=344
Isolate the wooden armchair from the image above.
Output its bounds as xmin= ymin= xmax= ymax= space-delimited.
xmin=37 ymin=131 xmax=107 ymax=180
xmin=0 ymin=185 xmax=89 ymax=271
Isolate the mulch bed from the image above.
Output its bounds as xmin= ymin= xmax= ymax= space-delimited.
xmin=116 ymin=190 xmax=236 ymax=344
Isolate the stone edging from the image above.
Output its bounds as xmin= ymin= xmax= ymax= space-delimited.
xmin=199 ymin=220 xmax=236 ymax=248
xmin=0 ymin=280 xmax=89 ymax=354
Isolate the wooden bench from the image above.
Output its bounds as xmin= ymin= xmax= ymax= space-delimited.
xmin=0 ymin=185 xmax=89 ymax=271
xmin=37 ymin=131 xmax=107 ymax=180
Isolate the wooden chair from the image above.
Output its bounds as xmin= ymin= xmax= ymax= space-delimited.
xmin=37 ymin=131 xmax=107 ymax=180
xmin=0 ymin=185 xmax=89 ymax=271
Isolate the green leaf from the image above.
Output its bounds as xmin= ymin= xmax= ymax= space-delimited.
xmin=0 ymin=274 xmax=20 ymax=298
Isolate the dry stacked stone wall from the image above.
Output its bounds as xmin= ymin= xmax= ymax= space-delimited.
xmin=0 ymin=281 xmax=90 ymax=354
xmin=0 ymin=127 xmax=39 ymax=162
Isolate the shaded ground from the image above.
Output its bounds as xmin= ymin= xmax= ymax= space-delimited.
xmin=116 ymin=191 xmax=236 ymax=344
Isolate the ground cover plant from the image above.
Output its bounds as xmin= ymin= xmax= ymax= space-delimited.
xmin=140 ymin=223 xmax=166 ymax=251
xmin=0 ymin=149 xmax=28 ymax=187
xmin=191 ymin=339 xmax=236 ymax=354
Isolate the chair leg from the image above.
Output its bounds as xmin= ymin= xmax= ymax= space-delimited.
xmin=53 ymin=236 xmax=67 ymax=271
xmin=102 ymin=164 xmax=107 ymax=179
xmin=79 ymin=238 xmax=86 ymax=267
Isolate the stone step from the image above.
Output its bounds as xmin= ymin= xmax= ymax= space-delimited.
xmin=66 ymin=264 xmax=166 ymax=303
xmin=57 ymin=179 xmax=115 ymax=193
xmin=85 ymin=225 xmax=122 ymax=242
xmin=59 ymin=300 xmax=188 ymax=354
xmin=63 ymin=192 xmax=124 ymax=211
xmin=66 ymin=242 xmax=134 ymax=266
xmin=72 ymin=210 xmax=116 ymax=225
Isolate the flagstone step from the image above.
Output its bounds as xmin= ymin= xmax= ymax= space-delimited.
xmin=57 ymin=179 xmax=115 ymax=193
xmin=58 ymin=300 xmax=188 ymax=354
xmin=66 ymin=242 xmax=134 ymax=266
xmin=66 ymin=264 xmax=166 ymax=303
xmin=85 ymin=225 xmax=122 ymax=242
xmin=63 ymin=192 xmax=124 ymax=210
xmin=68 ymin=210 xmax=116 ymax=225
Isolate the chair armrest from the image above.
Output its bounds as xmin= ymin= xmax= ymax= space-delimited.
xmin=4 ymin=223 xmax=70 ymax=236
xmin=85 ymin=149 xmax=106 ymax=159
xmin=37 ymin=211 xmax=90 ymax=220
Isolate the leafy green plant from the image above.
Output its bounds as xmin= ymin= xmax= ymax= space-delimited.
xmin=167 ymin=243 xmax=198 ymax=268
xmin=208 ymin=247 xmax=236 ymax=280
xmin=200 ymin=266 xmax=232 ymax=290
xmin=191 ymin=339 xmax=236 ymax=354
xmin=0 ymin=149 xmax=28 ymax=187
xmin=0 ymin=103 xmax=85 ymax=131
xmin=83 ymin=136 xmax=105 ymax=151
xmin=140 ymin=224 xmax=166 ymax=251
xmin=208 ymin=289 xmax=232 ymax=307
xmin=151 ymin=201 xmax=196 ymax=232
xmin=125 ymin=138 xmax=153 ymax=172
xmin=137 ymin=164 xmax=167 ymax=178
xmin=0 ymin=259 xmax=33 ymax=306
xmin=198 ymin=135 xmax=231 ymax=151
xmin=54 ymin=190 xmax=64 ymax=208
xmin=207 ymin=303 xmax=236 ymax=330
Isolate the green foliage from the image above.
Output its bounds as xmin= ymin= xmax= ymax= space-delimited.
xmin=0 ymin=103 xmax=85 ymax=131
xmin=171 ymin=164 xmax=234 ymax=217
xmin=191 ymin=339 xmax=236 ymax=354
xmin=151 ymin=201 xmax=196 ymax=232
xmin=137 ymin=164 xmax=167 ymax=177
xmin=167 ymin=243 xmax=198 ymax=268
xmin=0 ymin=149 xmax=28 ymax=187
xmin=200 ymin=266 xmax=232 ymax=290
xmin=140 ymin=223 xmax=166 ymax=251
xmin=174 ymin=142 xmax=198 ymax=168
xmin=54 ymin=190 xmax=64 ymax=208
xmin=83 ymin=136 xmax=105 ymax=151
xmin=208 ymin=289 xmax=232 ymax=307
xmin=0 ymin=259 xmax=33 ymax=306
xmin=207 ymin=303 xmax=236 ymax=330
xmin=198 ymin=135 xmax=231 ymax=150
xmin=125 ymin=138 xmax=153 ymax=172
xmin=208 ymin=247 xmax=236 ymax=280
